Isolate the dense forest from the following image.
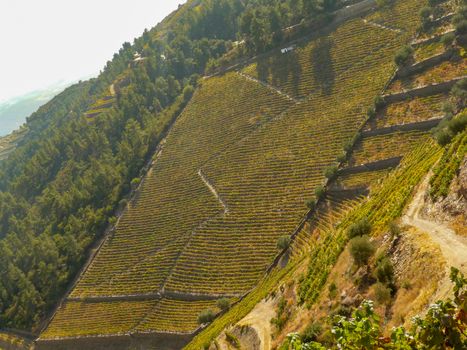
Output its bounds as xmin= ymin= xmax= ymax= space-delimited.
xmin=0 ymin=0 xmax=343 ymax=331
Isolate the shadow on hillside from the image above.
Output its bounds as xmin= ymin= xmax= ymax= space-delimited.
xmin=255 ymin=50 xmax=302 ymax=97
xmin=311 ymin=37 xmax=335 ymax=96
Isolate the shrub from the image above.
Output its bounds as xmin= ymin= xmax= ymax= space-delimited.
xmin=225 ymin=331 xmax=241 ymax=348
xmin=440 ymin=32 xmax=455 ymax=47
xmin=389 ymin=221 xmax=401 ymax=238
xmin=336 ymin=153 xmax=347 ymax=163
xmin=373 ymin=282 xmax=392 ymax=304
xmin=349 ymin=235 xmax=375 ymax=267
xmin=217 ymin=298 xmax=230 ymax=312
xmin=375 ymin=257 xmax=394 ymax=284
xmin=198 ymin=309 xmax=216 ymax=324
xmin=374 ymin=95 xmax=385 ymax=109
xmin=277 ymin=236 xmax=291 ymax=250
xmin=420 ymin=7 xmax=433 ymax=30
xmin=347 ymin=218 xmax=372 ymax=239
xmin=328 ymin=282 xmax=338 ymax=299
xmin=306 ymin=199 xmax=316 ymax=211
xmin=367 ymin=107 xmax=377 ymax=120
xmin=301 ymin=322 xmax=323 ymax=342
xmin=394 ymin=46 xmax=413 ymax=66
xmin=315 ymin=185 xmax=326 ymax=200
xmin=183 ymin=85 xmax=195 ymax=101
xmin=455 ymin=19 xmax=467 ymax=35
xmin=448 ymin=112 xmax=467 ymax=134
xmin=130 ymin=177 xmax=141 ymax=191
xmin=324 ymin=166 xmax=338 ymax=181
xmin=451 ymin=78 xmax=467 ymax=108
xmin=435 ymin=129 xmax=452 ymax=146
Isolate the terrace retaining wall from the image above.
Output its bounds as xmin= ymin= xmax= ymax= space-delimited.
xmin=397 ymin=49 xmax=454 ymax=78
xmin=339 ymin=157 xmax=402 ymax=176
xmin=362 ymin=118 xmax=442 ymax=137
xmin=383 ymin=77 xmax=466 ymax=104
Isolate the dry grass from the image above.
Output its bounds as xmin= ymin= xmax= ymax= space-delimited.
xmin=387 ymin=227 xmax=445 ymax=331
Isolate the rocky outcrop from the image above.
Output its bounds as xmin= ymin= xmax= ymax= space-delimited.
xmin=425 ymin=156 xmax=467 ymax=223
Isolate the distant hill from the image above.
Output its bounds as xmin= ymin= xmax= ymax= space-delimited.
xmin=0 ymin=82 xmax=71 ymax=136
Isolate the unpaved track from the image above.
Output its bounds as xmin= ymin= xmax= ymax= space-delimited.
xmin=237 ymin=298 xmax=276 ymax=350
xmin=403 ymin=176 xmax=467 ymax=276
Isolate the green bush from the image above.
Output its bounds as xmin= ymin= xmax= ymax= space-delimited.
xmin=315 ymin=185 xmax=326 ymax=200
xmin=349 ymin=235 xmax=375 ymax=267
xmin=306 ymin=199 xmax=317 ymax=211
xmin=448 ymin=113 xmax=467 ymax=134
xmin=217 ymin=298 xmax=230 ymax=312
xmin=375 ymin=257 xmax=394 ymax=284
xmin=374 ymin=282 xmax=392 ymax=304
xmin=347 ymin=218 xmax=372 ymax=239
xmin=394 ymin=46 xmax=413 ymax=66
xmin=374 ymin=95 xmax=385 ymax=109
xmin=198 ymin=309 xmax=216 ymax=324
xmin=277 ymin=235 xmax=291 ymax=250
xmin=389 ymin=221 xmax=401 ymax=238
xmin=324 ymin=166 xmax=338 ymax=181
xmin=435 ymin=129 xmax=452 ymax=146
xmin=440 ymin=32 xmax=455 ymax=47
xmin=301 ymin=322 xmax=322 ymax=343
xmin=328 ymin=282 xmax=338 ymax=299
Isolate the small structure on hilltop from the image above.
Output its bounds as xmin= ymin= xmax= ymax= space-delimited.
xmin=281 ymin=45 xmax=295 ymax=54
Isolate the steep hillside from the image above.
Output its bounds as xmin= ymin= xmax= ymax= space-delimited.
xmin=186 ymin=0 xmax=467 ymax=347
xmin=33 ymin=0 xmax=434 ymax=349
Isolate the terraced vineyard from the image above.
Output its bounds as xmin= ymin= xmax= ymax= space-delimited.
xmin=348 ymin=130 xmax=431 ymax=166
xmin=40 ymin=0 xmax=428 ymax=343
xmin=367 ymin=93 xmax=448 ymax=129
xmin=335 ymin=168 xmax=391 ymax=190
xmin=387 ymin=57 xmax=467 ymax=94
xmin=0 ymin=332 xmax=33 ymax=350
xmin=42 ymin=298 xmax=219 ymax=338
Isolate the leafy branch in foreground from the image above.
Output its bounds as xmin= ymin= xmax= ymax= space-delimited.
xmin=282 ymin=267 xmax=467 ymax=349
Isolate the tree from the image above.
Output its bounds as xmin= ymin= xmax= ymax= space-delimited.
xmin=198 ymin=309 xmax=216 ymax=324
xmin=349 ymin=235 xmax=375 ymax=267
xmin=277 ymin=236 xmax=292 ymax=250
xmin=217 ymin=298 xmax=230 ymax=312
xmin=347 ymin=218 xmax=372 ymax=239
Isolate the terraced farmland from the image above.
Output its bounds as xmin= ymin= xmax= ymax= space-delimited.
xmin=41 ymin=0 xmax=426 ymax=341
xmin=387 ymin=57 xmax=467 ymax=94
xmin=42 ymin=298 xmax=219 ymax=338
xmin=368 ymin=93 xmax=448 ymax=129
xmin=336 ymin=169 xmax=391 ymax=190
xmin=348 ymin=130 xmax=431 ymax=166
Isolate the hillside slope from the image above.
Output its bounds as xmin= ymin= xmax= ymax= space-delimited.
xmin=35 ymin=0 xmax=431 ymax=348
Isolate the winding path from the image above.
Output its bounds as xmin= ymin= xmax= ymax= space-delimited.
xmin=402 ymin=176 xmax=467 ymax=274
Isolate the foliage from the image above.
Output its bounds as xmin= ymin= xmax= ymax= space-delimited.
xmin=349 ymin=235 xmax=375 ymax=267
xmin=324 ymin=166 xmax=338 ymax=181
xmin=314 ymin=185 xmax=326 ymax=201
xmin=301 ymin=322 xmax=323 ymax=343
xmin=225 ymin=331 xmax=241 ymax=348
xmin=217 ymin=298 xmax=231 ymax=312
xmin=375 ymin=257 xmax=394 ymax=284
xmin=198 ymin=309 xmax=216 ymax=324
xmin=287 ymin=268 xmax=467 ymax=349
xmin=394 ymin=45 xmax=414 ymax=66
xmin=430 ymin=130 xmax=466 ymax=199
xmin=347 ymin=218 xmax=372 ymax=239
xmin=277 ymin=236 xmax=292 ymax=250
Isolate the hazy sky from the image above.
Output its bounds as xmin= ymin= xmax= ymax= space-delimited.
xmin=0 ymin=0 xmax=185 ymax=103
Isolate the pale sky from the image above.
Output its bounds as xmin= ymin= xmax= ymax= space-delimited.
xmin=0 ymin=0 xmax=185 ymax=103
